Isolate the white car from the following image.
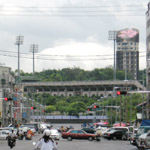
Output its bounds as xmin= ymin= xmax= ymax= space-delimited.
xmin=0 ymin=130 xmax=9 ymax=140
xmin=50 ymin=129 xmax=60 ymax=140
xmin=39 ymin=123 xmax=48 ymax=133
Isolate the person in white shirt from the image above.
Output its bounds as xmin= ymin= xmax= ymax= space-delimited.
xmin=35 ymin=129 xmax=58 ymax=150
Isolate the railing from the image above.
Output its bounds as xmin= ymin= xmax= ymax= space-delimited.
xmin=32 ymin=115 xmax=108 ymax=120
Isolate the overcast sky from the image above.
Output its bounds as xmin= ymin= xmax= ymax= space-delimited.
xmin=0 ymin=0 xmax=148 ymax=73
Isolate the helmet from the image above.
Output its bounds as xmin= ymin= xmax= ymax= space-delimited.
xmin=43 ymin=129 xmax=51 ymax=136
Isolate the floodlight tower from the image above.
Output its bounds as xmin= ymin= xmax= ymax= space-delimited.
xmin=15 ymin=35 xmax=24 ymax=83
xmin=108 ymin=31 xmax=117 ymax=80
xmin=30 ymin=44 xmax=38 ymax=75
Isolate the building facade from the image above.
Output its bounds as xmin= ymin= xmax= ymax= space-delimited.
xmin=0 ymin=66 xmax=15 ymax=126
xmin=116 ymin=28 xmax=139 ymax=80
xmin=146 ymin=3 xmax=150 ymax=91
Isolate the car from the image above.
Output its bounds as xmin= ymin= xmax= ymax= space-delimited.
xmin=24 ymin=123 xmax=39 ymax=132
xmin=0 ymin=130 xmax=9 ymax=140
xmin=50 ymin=129 xmax=60 ymax=140
xmin=61 ymin=129 xmax=100 ymax=141
xmin=39 ymin=123 xmax=49 ymax=133
xmin=111 ymin=126 xmax=134 ymax=140
xmin=137 ymin=133 xmax=150 ymax=150
xmin=95 ymin=126 xmax=108 ymax=136
xmin=19 ymin=126 xmax=30 ymax=134
xmin=82 ymin=128 xmax=95 ymax=134
xmin=103 ymin=130 xmax=127 ymax=140
xmin=130 ymin=126 xmax=150 ymax=146
xmin=0 ymin=128 xmax=11 ymax=134
xmin=137 ymin=131 xmax=150 ymax=150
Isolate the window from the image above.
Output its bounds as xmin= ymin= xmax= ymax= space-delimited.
xmin=78 ymin=130 xmax=84 ymax=134
xmin=71 ymin=130 xmax=78 ymax=134
xmin=122 ymin=43 xmax=128 ymax=45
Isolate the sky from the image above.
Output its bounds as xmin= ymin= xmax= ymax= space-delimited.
xmin=0 ymin=0 xmax=148 ymax=73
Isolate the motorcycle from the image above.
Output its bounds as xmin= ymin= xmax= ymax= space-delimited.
xmin=25 ymin=133 xmax=32 ymax=140
xmin=18 ymin=134 xmax=24 ymax=140
xmin=8 ymin=137 xmax=16 ymax=149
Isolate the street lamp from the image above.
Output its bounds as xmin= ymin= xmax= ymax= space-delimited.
xmin=15 ymin=35 xmax=24 ymax=84
xmin=108 ymin=31 xmax=117 ymax=80
xmin=30 ymin=44 xmax=38 ymax=75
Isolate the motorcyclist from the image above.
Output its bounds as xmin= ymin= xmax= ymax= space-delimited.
xmin=25 ymin=129 xmax=33 ymax=140
xmin=8 ymin=129 xmax=17 ymax=146
xmin=35 ymin=129 xmax=58 ymax=150
xmin=18 ymin=129 xmax=24 ymax=140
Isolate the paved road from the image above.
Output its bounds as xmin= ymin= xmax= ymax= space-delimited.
xmin=0 ymin=123 xmax=139 ymax=150
xmin=0 ymin=133 xmax=138 ymax=150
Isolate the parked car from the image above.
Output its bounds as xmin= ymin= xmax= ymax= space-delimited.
xmin=130 ymin=126 xmax=150 ymax=147
xmin=50 ymin=129 xmax=60 ymax=140
xmin=103 ymin=130 xmax=127 ymax=140
xmin=61 ymin=129 xmax=100 ymax=141
xmin=0 ymin=130 xmax=9 ymax=140
xmin=82 ymin=128 xmax=95 ymax=134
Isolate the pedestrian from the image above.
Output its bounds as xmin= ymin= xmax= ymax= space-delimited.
xmin=35 ymin=129 xmax=58 ymax=150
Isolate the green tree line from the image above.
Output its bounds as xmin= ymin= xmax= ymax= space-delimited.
xmin=21 ymin=67 xmax=146 ymax=124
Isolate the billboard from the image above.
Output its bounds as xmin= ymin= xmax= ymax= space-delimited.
xmin=117 ymin=28 xmax=139 ymax=42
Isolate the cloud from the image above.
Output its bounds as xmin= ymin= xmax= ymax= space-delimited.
xmin=0 ymin=0 xmax=147 ymax=73
xmin=27 ymin=39 xmax=113 ymax=72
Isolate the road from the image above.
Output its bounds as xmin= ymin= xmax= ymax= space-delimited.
xmin=0 ymin=133 xmax=138 ymax=150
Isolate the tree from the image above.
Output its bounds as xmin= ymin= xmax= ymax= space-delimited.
xmin=45 ymin=105 xmax=56 ymax=113
xmin=56 ymin=100 xmax=68 ymax=114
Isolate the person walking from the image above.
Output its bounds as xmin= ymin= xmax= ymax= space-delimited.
xmin=35 ymin=129 xmax=58 ymax=150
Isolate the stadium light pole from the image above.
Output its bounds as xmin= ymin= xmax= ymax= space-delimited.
xmin=108 ymin=31 xmax=117 ymax=80
xmin=15 ymin=35 xmax=24 ymax=84
xmin=30 ymin=44 xmax=38 ymax=75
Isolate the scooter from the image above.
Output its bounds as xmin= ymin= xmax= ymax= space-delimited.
xmin=8 ymin=137 xmax=16 ymax=149
xmin=18 ymin=134 xmax=24 ymax=140
xmin=25 ymin=133 xmax=32 ymax=140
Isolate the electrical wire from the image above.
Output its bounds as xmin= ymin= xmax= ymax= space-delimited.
xmin=0 ymin=4 xmax=146 ymax=16
xmin=0 ymin=5 xmax=146 ymax=8
xmin=0 ymin=51 xmax=146 ymax=61
xmin=0 ymin=49 xmax=146 ymax=58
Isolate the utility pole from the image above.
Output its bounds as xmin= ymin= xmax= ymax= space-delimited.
xmin=108 ymin=31 xmax=117 ymax=81
xmin=30 ymin=44 xmax=38 ymax=75
xmin=120 ymin=95 xmax=122 ymax=126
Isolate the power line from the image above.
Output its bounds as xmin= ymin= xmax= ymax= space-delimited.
xmin=0 ymin=4 xmax=146 ymax=17
xmin=0 ymin=49 xmax=146 ymax=57
xmin=0 ymin=5 xmax=146 ymax=8
xmin=0 ymin=52 xmax=146 ymax=61
xmin=0 ymin=9 xmax=145 ymax=12
xmin=0 ymin=14 xmax=144 ymax=17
